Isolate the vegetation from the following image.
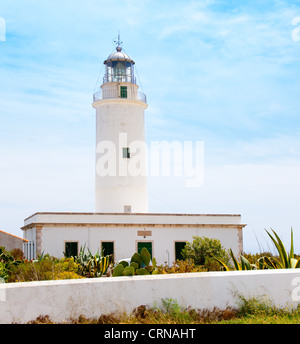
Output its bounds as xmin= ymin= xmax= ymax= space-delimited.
xmin=112 ymin=247 xmax=159 ymax=276
xmin=74 ymin=245 xmax=112 ymax=278
xmin=8 ymin=255 xmax=84 ymax=282
xmin=3 ymin=246 xmax=112 ymax=282
xmin=182 ymin=236 xmax=231 ymax=271
xmin=215 ymin=228 xmax=300 ymax=271
xmin=3 ymin=228 xmax=300 ymax=324
xmin=27 ymin=296 xmax=300 ymax=324
xmin=156 ymin=259 xmax=207 ymax=274
xmin=1 ymin=227 xmax=300 ymax=283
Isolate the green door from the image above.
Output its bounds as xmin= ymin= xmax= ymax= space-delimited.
xmin=120 ymin=86 xmax=127 ymax=98
xmin=137 ymin=242 xmax=152 ymax=259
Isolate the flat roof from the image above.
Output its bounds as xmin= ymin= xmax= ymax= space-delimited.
xmin=22 ymin=212 xmax=246 ymax=231
xmin=24 ymin=212 xmax=242 ymax=222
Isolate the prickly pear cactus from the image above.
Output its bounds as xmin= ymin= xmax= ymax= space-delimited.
xmin=112 ymin=264 xmax=124 ymax=277
xmin=123 ymin=266 xmax=135 ymax=276
xmin=131 ymin=253 xmax=142 ymax=267
xmin=140 ymin=247 xmax=151 ymax=266
xmin=136 ymin=268 xmax=150 ymax=275
xmin=112 ymin=248 xmax=159 ymax=277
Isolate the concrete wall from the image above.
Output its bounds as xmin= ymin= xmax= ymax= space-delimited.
xmin=1 ymin=269 xmax=300 ymax=324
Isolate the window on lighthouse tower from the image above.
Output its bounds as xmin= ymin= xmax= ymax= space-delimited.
xmin=122 ymin=147 xmax=130 ymax=158
xmin=120 ymin=86 xmax=127 ymax=98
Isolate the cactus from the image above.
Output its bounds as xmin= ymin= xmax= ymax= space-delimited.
xmin=130 ymin=262 xmax=139 ymax=271
xmin=131 ymin=253 xmax=142 ymax=266
xmin=123 ymin=266 xmax=135 ymax=276
xmin=119 ymin=260 xmax=129 ymax=268
xmin=140 ymin=247 xmax=151 ymax=266
xmin=112 ymin=264 xmax=124 ymax=277
xmin=136 ymin=268 xmax=150 ymax=275
xmin=112 ymin=248 xmax=159 ymax=277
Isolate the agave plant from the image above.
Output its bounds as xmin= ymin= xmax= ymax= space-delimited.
xmin=215 ymin=228 xmax=300 ymax=271
xmin=214 ymin=249 xmax=259 ymax=271
xmin=263 ymin=228 xmax=300 ymax=269
xmin=74 ymin=245 xmax=112 ymax=277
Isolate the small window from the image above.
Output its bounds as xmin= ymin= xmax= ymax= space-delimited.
xmin=101 ymin=242 xmax=114 ymax=258
xmin=65 ymin=242 xmax=78 ymax=257
xmin=120 ymin=86 xmax=127 ymax=98
xmin=124 ymin=205 xmax=131 ymax=213
xmin=122 ymin=147 xmax=130 ymax=158
xmin=175 ymin=242 xmax=187 ymax=261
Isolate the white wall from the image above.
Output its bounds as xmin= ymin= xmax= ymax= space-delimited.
xmin=1 ymin=269 xmax=300 ymax=324
xmin=39 ymin=225 xmax=241 ymax=263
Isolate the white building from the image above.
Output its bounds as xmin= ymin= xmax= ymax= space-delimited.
xmin=22 ymin=37 xmax=246 ymax=263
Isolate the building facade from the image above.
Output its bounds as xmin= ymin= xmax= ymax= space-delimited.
xmin=22 ymin=212 xmax=245 ymax=263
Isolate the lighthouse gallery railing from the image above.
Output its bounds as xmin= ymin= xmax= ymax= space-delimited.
xmin=93 ymin=90 xmax=147 ymax=104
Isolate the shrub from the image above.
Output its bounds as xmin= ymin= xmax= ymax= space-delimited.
xmin=157 ymin=259 xmax=207 ymax=274
xmin=0 ymin=261 xmax=8 ymax=281
xmin=10 ymin=248 xmax=24 ymax=260
xmin=182 ymin=236 xmax=231 ymax=271
xmin=8 ymin=256 xmax=83 ymax=282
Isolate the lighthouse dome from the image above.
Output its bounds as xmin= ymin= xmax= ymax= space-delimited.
xmin=105 ymin=46 xmax=135 ymax=64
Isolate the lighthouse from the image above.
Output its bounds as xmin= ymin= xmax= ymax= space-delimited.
xmin=22 ymin=37 xmax=245 ymax=263
xmin=92 ymin=36 xmax=148 ymax=213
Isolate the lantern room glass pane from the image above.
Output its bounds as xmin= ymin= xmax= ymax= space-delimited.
xmin=112 ymin=61 xmax=125 ymax=81
xmin=104 ymin=60 xmax=135 ymax=84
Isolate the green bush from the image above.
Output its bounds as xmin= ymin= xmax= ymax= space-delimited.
xmin=8 ymin=255 xmax=83 ymax=282
xmin=157 ymin=259 xmax=207 ymax=274
xmin=182 ymin=236 xmax=231 ymax=271
xmin=0 ymin=261 xmax=8 ymax=281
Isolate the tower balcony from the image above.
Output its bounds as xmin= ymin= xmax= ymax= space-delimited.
xmin=93 ymin=89 xmax=147 ymax=104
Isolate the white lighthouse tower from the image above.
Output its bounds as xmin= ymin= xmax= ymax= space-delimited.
xmin=92 ymin=36 xmax=148 ymax=213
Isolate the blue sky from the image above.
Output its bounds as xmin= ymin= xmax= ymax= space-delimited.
xmin=1 ymin=0 xmax=300 ymax=253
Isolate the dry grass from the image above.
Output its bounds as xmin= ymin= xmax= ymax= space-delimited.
xmin=27 ymin=303 xmax=238 ymax=324
xmin=26 ymin=296 xmax=300 ymax=324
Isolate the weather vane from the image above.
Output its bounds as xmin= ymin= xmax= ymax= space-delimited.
xmin=114 ymin=31 xmax=123 ymax=51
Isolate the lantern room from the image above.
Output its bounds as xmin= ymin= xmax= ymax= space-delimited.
xmin=103 ymin=44 xmax=136 ymax=84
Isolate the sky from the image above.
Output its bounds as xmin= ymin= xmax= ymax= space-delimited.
xmin=1 ymin=0 xmax=300 ymax=254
